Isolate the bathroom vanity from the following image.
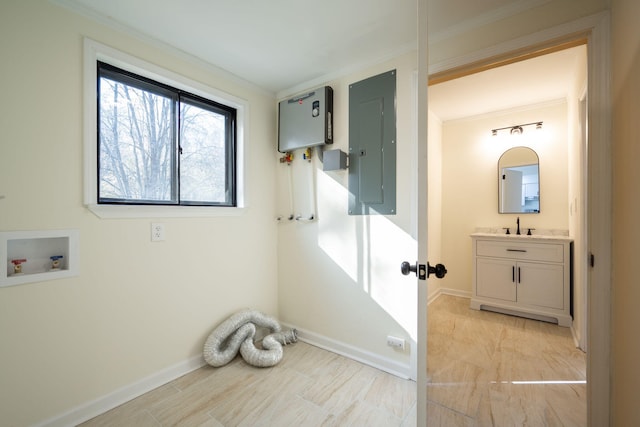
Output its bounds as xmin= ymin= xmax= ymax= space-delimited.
xmin=470 ymin=233 xmax=573 ymax=327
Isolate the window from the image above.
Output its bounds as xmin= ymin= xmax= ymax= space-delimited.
xmin=97 ymin=62 xmax=236 ymax=207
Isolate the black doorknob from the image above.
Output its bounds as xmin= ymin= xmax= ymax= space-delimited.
xmin=401 ymin=261 xmax=447 ymax=279
xmin=427 ymin=262 xmax=447 ymax=279
xmin=400 ymin=261 xmax=417 ymax=276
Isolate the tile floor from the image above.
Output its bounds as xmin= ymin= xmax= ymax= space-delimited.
xmin=426 ymin=295 xmax=586 ymax=426
xmin=80 ymin=295 xmax=586 ymax=426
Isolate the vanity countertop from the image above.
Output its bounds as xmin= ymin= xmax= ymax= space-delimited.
xmin=470 ymin=232 xmax=573 ymax=242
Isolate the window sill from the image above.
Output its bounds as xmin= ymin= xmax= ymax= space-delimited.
xmin=86 ymin=204 xmax=247 ymax=219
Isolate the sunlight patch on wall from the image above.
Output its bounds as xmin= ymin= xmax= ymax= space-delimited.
xmin=317 ymin=172 xmax=359 ymax=282
xmin=317 ymin=171 xmax=418 ymax=339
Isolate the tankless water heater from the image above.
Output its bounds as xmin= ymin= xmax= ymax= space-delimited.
xmin=278 ymin=86 xmax=333 ymax=152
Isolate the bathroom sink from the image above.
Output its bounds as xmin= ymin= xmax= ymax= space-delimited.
xmin=471 ymin=228 xmax=572 ymax=241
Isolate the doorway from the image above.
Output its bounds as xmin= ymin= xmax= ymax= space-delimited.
xmin=424 ymin=39 xmax=588 ymax=422
xmin=416 ymin=14 xmax=612 ymax=425
xmin=428 ymin=42 xmax=588 ymax=347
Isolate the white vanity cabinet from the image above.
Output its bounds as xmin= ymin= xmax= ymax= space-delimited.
xmin=470 ymin=234 xmax=572 ymax=327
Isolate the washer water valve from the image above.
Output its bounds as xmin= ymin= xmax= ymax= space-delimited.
xmin=279 ymin=152 xmax=293 ymax=164
xmin=11 ymin=259 xmax=26 ymax=275
xmin=50 ymin=255 xmax=64 ymax=271
xmin=303 ymin=148 xmax=312 ymax=161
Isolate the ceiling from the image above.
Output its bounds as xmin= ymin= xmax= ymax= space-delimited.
xmin=53 ymin=0 xmax=584 ymax=118
xmin=429 ymin=44 xmax=587 ymax=122
xmin=55 ymin=0 xmax=417 ymax=94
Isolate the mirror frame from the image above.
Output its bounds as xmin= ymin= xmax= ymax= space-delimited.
xmin=498 ymin=146 xmax=540 ymax=214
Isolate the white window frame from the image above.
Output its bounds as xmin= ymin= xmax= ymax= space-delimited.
xmin=83 ymin=38 xmax=248 ymax=218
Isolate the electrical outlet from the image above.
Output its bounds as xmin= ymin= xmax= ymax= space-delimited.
xmin=386 ymin=335 xmax=405 ymax=350
xmin=151 ymin=223 xmax=165 ymax=242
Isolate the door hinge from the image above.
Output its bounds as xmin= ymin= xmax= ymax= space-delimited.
xmin=590 ymin=252 xmax=595 ymax=267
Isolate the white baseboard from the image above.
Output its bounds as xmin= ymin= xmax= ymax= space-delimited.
xmin=570 ymin=325 xmax=587 ymax=351
xmin=427 ymin=287 xmax=441 ymax=305
xmin=35 ymin=355 xmax=206 ymax=427
xmin=40 ymin=328 xmax=414 ymax=426
xmin=428 ymin=287 xmax=472 ymax=305
xmin=280 ymin=289 xmax=472 ymax=382
xmin=39 ymin=293 xmax=478 ymax=426
xmin=570 ymin=326 xmax=579 ymax=348
xmin=282 ymin=323 xmax=413 ymax=380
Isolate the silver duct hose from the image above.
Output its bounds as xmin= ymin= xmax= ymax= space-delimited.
xmin=203 ymin=309 xmax=297 ymax=368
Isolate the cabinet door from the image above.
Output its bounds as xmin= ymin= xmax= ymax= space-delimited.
xmin=476 ymin=258 xmax=516 ymax=302
xmin=517 ymin=261 xmax=564 ymax=309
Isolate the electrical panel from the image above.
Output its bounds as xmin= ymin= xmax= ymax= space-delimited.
xmin=348 ymin=70 xmax=396 ymax=215
xmin=278 ymin=86 xmax=333 ymax=152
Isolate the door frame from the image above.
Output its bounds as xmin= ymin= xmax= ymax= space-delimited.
xmin=417 ymin=11 xmax=611 ymax=426
xmin=415 ymin=0 xmax=429 ymax=424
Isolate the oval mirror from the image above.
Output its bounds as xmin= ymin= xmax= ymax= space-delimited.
xmin=498 ymin=146 xmax=540 ymax=214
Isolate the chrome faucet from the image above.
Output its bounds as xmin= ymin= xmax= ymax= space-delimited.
xmin=516 ymin=217 xmax=521 ymax=235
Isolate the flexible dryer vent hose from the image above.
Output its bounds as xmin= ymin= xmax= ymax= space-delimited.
xmin=203 ymin=309 xmax=297 ymax=368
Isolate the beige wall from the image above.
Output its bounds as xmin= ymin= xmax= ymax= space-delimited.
xmin=1 ymin=0 xmax=630 ymax=425
xmin=0 ymin=2 xmax=278 ymax=425
xmin=427 ymin=110 xmax=443 ymax=299
xmin=429 ymin=0 xmax=609 ymax=65
xmin=611 ymin=0 xmax=640 ymax=424
xmin=566 ymin=49 xmax=589 ymax=349
xmin=435 ymin=102 xmax=570 ymax=294
xmin=277 ymin=52 xmax=418 ymax=372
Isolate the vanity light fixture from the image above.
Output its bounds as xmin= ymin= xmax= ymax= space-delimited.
xmin=510 ymin=126 xmax=523 ymax=135
xmin=491 ymin=121 xmax=543 ymax=136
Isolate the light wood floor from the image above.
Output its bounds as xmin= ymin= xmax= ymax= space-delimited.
xmin=81 ymin=295 xmax=585 ymax=426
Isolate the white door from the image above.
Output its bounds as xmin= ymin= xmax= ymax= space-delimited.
xmin=415 ymin=1 xmax=429 ymax=424
xmin=502 ymin=168 xmax=524 ymax=212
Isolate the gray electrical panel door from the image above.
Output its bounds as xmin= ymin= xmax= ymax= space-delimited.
xmin=348 ymin=70 xmax=396 ymax=215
